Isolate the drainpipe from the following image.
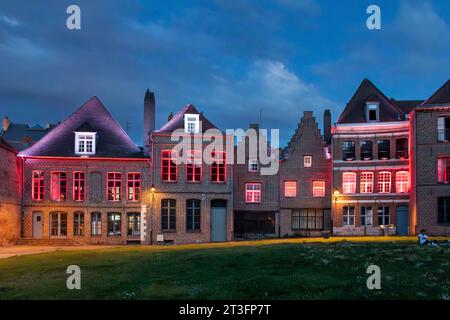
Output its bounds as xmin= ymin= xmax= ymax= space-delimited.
xmin=20 ymin=156 xmax=25 ymax=238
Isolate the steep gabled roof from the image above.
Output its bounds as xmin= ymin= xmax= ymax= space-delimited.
xmin=420 ymin=79 xmax=450 ymax=106
xmin=391 ymin=99 xmax=423 ymax=114
xmin=18 ymin=97 xmax=144 ymax=158
xmin=156 ymin=104 xmax=218 ymax=133
xmin=0 ymin=136 xmax=17 ymax=154
xmin=337 ymin=79 xmax=405 ymax=124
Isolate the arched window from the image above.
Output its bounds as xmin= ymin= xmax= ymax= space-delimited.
xmin=396 ymin=171 xmax=409 ymax=193
xmin=342 ymin=172 xmax=356 ymax=194
xmin=360 ymin=172 xmax=374 ymax=193
xmin=378 ymin=171 xmax=391 ymax=193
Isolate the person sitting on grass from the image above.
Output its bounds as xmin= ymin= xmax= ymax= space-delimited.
xmin=418 ymin=229 xmax=438 ymax=246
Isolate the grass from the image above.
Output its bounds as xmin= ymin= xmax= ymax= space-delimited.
xmin=0 ymin=239 xmax=449 ymax=300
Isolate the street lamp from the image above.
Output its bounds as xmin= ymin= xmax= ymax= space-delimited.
xmin=332 ymin=189 xmax=340 ymax=236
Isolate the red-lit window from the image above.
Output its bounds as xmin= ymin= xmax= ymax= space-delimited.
xmin=245 ymin=183 xmax=261 ymax=203
xmin=107 ymin=172 xmax=122 ymax=201
xmin=51 ymin=172 xmax=67 ymax=201
xmin=395 ymin=171 xmax=409 ymax=193
xmin=360 ymin=172 xmax=374 ymax=193
xmin=342 ymin=172 xmax=356 ymax=194
xmin=161 ymin=150 xmax=177 ymax=181
xmin=378 ymin=171 xmax=391 ymax=193
xmin=127 ymin=173 xmax=141 ymax=201
xmin=186 ymin=150 xmax=202 ymax=182
xmin=312 ymin=180 xmax=325 ymax=197
xmin=284 ymin=181 xmax=297 ymax=197
xmin=32 ymin=170 xmax=44 ymax=201
xmin=211 ymin=151 xmax=226 ymax=182
xmin=438 ymin=157 xmax=450 ymax=183
xmin=73 ymin=172 xmax=85 ymax=201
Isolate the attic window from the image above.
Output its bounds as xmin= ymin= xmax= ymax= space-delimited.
xmin=75 ymin=132 xmax=96 ymax=155
xmin=184 ymin=114 xmax=200 ymax=133
xmin=366 ymin=102 xmax=379 ymax=122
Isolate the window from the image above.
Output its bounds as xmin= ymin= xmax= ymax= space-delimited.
xmin=127 ymin=213 xmax=140 ymax=236
xmin=186 ymin=199 xmax=201 ymax=231
xmin=292 ymin=209 xmax=324 ymax=230
xmin=211 ymin=151 xmax=226 ymax=182
xmin=342 ymin=172 xmax=356 ymax=194
xmin=342 ymin=141 xmax=355 ymax=161
xmin=127 ymin=173 xmax=141 ymax=201
xmin=184 ymin=114 xmax=200 ymax=133
xmin=245 ymin=183 xmax=261 ymax=203
xmin=303 ymin=155 xmax=312 ymax=167
xmin=161 ymin=150 xmax=177 ymax=181
xmin=437 ymin=117 xmax=450 ymax=142
xmin=366 ymin=103 xmax=379 ymax=122
xmin=343 ymin=206 xmax=355 ymax=226
xmin=438 ymin=197 xmax=450 ymax=224
xmin=161 ymin=199 xmax=176 ymax=231
xmin=51 ymin=172 xmax=67 ymax=201
xmin=438 ymin=157 xmax=450 ymax=183
xmin=396 ymin=138 xmax=408 ymax=159
xmin=73 ymin=212 xmax=84 ymax=236
xmin=73 ymin=172 xmax=85 ymax=201
xmin=360 ymin=172 xmax=374 ymax=193
xmin=75 ymin=132 xmax=96 ymax=155
xmin=91 ymin=212 xmax=102 ymax=236
xmin=50 ymin=212 xmax=67 ymax=237
xmin=186 ymin=150 xmax=202 ymax=182
xmin=378 ymin=171 xmax=391 ymax=193
xmin=248 ymin=159 xmax=259 ymax=172
xmin=377 ymin=206 xmax=390 ymax=225
xmin=378 ymin=140 xmax=390 ymax=160
xmin=361 ymin=206 xmax=373 ymax=226
xmin=312 ymin=180 xmax=325 ymax=197
xmin=107 ymin=213 xmax=121 ymax=236
xmin=284 ymin=181 xmax=297 ymax=197
xmin=360 ymin=140 xmax=373 ymax=160
xmin=32 ymin=170 xmax=44 ymax=201
xmin=107 ymin=173 xmax=122 ymax=201
xmin=395 ymin=171 xmax=409 ymax=193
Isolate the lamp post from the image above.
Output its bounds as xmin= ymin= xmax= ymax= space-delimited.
xmin=332 ymin=189 xmax=340 ymax=235
xmin=150 ymin=184 xmax=155 ymax=245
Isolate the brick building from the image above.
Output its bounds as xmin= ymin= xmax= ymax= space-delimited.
xmin=17 ymin=97 xmax=150 ymax=245
xmin=0 ymin=138 xmax=21 ymax=245
xmin=410 ymin=79 xmax=450 ymax=236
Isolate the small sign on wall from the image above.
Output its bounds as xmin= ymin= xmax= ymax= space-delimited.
xmin=156 ymin=234 xmax=164 ymax=242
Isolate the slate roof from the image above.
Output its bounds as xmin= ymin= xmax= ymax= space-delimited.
xmin=0 ymin=136 xmax=17 ymax=154
xmin=420 ymin=79 xmax=450 ymax=107
xmin=18 ymin=96 xmax=144 ymax=158
xmin=0 ymin=123 xmax=57 ymax=151
xmin=391 ymin=99 xmax=423 ymax=114
xmin=156 ymin=104 xmax=218 ymax=133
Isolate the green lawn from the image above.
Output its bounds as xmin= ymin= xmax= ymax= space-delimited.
xmin=0 ymin=241 xmax=449 ymax=299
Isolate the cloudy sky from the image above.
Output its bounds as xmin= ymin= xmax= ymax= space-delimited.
xmin=0 ymin=0 xmax=449 ymax=145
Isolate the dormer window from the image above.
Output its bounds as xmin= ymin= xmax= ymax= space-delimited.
xmin=75 ymin=132 xmax=96 ymax=155
xmin=366 ymin=102 xmax=379 ymax=122
xmin=184 ymin=114 xmax=200 ymax=133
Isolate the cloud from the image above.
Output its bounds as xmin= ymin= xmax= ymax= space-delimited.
xmin=0 ymin=14 xmax=20 ymax=27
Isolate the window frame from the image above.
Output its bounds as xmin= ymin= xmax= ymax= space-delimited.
xmin=438 ymin=197 xmax=450 ymax=225
xmin=184 ymin=114 xmax=200 ymax=133
xmin=342 ymin=172 xmax=357 ymax=194
xmin=312 ymin=180 xmax=325 ymax=198
xmin=73 ymin=171 xmax=85 ymax=202
xmin=395 ymin=171 xmax=409 ymax=193
xmin=377 ymin=206 xmax=390 ymax=226
xmin=186 ymin=150 xmax=202 ymax=182
xmin=437 ymin=157 xmax=450 ymax=184
xmin=107 ymin=212 xmax=122 ymax=236
xmin=360 ymin=206 xmax=373 ymax=226
xmin=161 ymin=149 xmax=178 ymax=182
xmin=378 ymin=171 xmax=392 ymax=193
xmin=360 ymin=172 xmax=374 ymax=193
xmin=73 ymin=211 xmax=84 ymax=236
xmin=360 ymin=140 xmax=373 ymax=160
xmin=127 ymin=172 xmax=141 ymax=201
xmin=248 ymin=159 xmax=259 ymax=172
xmin=186 ymin=199 xmax=201 ymax=232
xmin=437 ymin=116 xmax=450 ymax=142
xmin=378 ymin=139 xmax=391 ymax=160
xmin=210 ymin=151 xmax=226 ymax=183
xmin=245 ymin=183 xmax=261 ymax=203
xmin=50 ymin=171 xmax=67 ymax=202
xmin=32 ymin=170 xmax=44 ymax=201
xmin=366 ymin=102 xmax=379 ymax=122
xmin=395 ymin=138 xmax=408 ymax=159
xmin=342 ymin=141 xmax=355 ymax=161
xmin=91 ymin=212 xmax=102 ymax=236
xmin=50 ymin=212 xmax=67 ymax=237
xmin=107 ymin=172 xmax=122 ymax=201
xmin=74 ymin=132 xmax=96 ymax=155
xmin=284 ymin=180 xmax=297 ymax=198
xmin=303 ymin=155 xmax=312 ymax=168
xmin=343 ymin=206 xmax=355 ymax=226
xmin=291 ymin=209 xmax=324 ymax=230
xmin=127 ymin=212 xmax=141 ymax=236
xmin=161 ymin=199 xmax=176 ymax=231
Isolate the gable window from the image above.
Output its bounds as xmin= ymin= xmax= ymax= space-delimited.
xmin=366 ymin=102 xmax=379 ymax=122
xmin=361 ymin=206 xmax=373 ymax=226
xmin=107 ymin=172 xmax=122 ymax=201
xmin=127 ymin=212 xmax=141 ymax=236
xmin=312 ymin=180 xmax=325 ymax=197
xmin=303 ymin=155 xmax=312 ymax=167
xmin=186 ymin=150 xmax=202 ymax=182
xmin=248 ymin=159 xmax=259 ymax=172
xmin=184 ymin=114 xmax=200 ymax=133
xmin=378 ymin=206 xmax=390 ymax=225
xmin=360 ymin=172 xmax=374 ymax=193
xmin=127 ymin=173 xmax=141 ymax=201
xmin=245 ymin=183 xmax=261 ymax=203
xmin=360 ymin=140 xmax=373 ymax=160
xmin=378 ymin=171 xmax=391 ymax=193
xmin=107 ymin=212 xmax=121 ymax=236
xmin=75 ymin=132 xmax=96 ymax=155
xmin=342 ymin=141 xmax=355 ymax=161
xmin=51 ymin=172 xmax=67 ymax=201
xmin=161 ymin=199 xmax=176 ymax=231
xmin=378 ymin=140 xmax=390 ymax=160
xmin=342 ymin=172 xmax=356 ymax=194
xmin=438 ymin=197 xmax=450 ymax=224
xmin=50 ymin=212 xmax=67 ymax=237
xmin=91 ymin=212 xmax=102 ymax=236
xmin=161 ymin=150 xmax=177 ymax=182
xmin=396 ymin=138 xmax=408 ymax=159
xmin=437 ymin=117 xmax=450 ymax=142
xmin=32 ymin=170 xmax=44 ymax=201
xmin=73 ymin=212 xmax=84 ymax=236
xmin=284 ymin=181 xmax=297 ymax=197
xmin=343 ymin=206 xmax=355 ymax=226
xmin=395 ymin=171 xmax=409 ymax=193
xmin=211 ymin=151 xmax=226 ymax=182
xmin=73 ymin=172 xmax=85 ymax=202
xmin=186 ymin=199 xmax=201 ymax=231
xmin=438 ymin=157 xmax=450 ymax=184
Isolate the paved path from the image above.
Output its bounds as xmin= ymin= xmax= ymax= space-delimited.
xmin=0 ymin=245 xmax=117 ymax=259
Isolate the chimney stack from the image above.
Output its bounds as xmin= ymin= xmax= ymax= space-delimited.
xmin=168 ymin=112 xmax=173 ymax=121
xmin=323 ymin=109 xmax=331 ymax=143
xmin=143 ymin=89 xmax=155 ymax=155
xmin=2 ymin=116 xmax=11 ymax=132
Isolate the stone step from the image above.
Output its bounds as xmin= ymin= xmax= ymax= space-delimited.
xmin=15 ymin=238 xmax=83 ymax=246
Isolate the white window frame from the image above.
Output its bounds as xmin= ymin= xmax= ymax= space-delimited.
xmin=343 ymin=206 xmax=355 ymax=226
xmin=360 ymin=206 xmax=373 ymax=226
xmin=366 ymin=102 xmax=379 ymax=122
xmin=245 ymin=183 xmax=261 ymax=203
xmin=395 ymin=171 xmax=409 ymax=193
xmin=360 ymin=172 xmax=374 ymax=193
xmin=284 ymin=181 xmax=297 ymax=197
xmin=248 ymin=159 xmax=259 ymax=172
xmin=304 ymin=155 xmax=312 ymax=168
xmin=342 ymin=172 xmax=356 ymax=194
xmin=378 ymin=171 xmax=391 ymax=193
xmin=312 ymin=180 xmax=325 ymax=197
xmin=184 ymin=114 xmax=200 ymax=134
xmin=75 ymin=132 xmax=96 ymax=155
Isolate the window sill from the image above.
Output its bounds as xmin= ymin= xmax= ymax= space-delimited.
xmin=186 ymin=230 xmax=202 ymax=233
xmin=161 ymin=230 xmax=177 ymax=233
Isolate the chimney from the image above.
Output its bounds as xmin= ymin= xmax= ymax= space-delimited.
xmin=143 ymin=89 xmax=155 ymax=155
xmin=2 ymin=116 xmax=11 ymax=131
xmin=323 ymin=109 xmax=331 ymax=143
xmin=168 ymin=112 xmax=173 ymax=121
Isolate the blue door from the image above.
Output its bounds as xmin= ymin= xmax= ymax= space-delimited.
xmin=396 ymin=206 xmax=409 ymax=236
xmin=211 ymin=201 xmax=227 ymax=242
